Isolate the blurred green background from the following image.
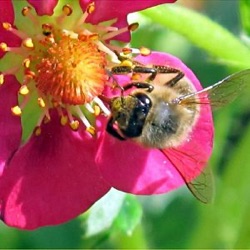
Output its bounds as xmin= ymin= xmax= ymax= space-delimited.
xmin=1 ymin=0 xmax=250 ymax=248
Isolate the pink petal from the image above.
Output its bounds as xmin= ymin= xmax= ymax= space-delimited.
xmin=80 ymin=0 xmax=176 ymax=42
xmin=0 ymin=0 xmax=21 ymax=58
xmin=0 ymin=111 xmax=110 ymax=229
xmin=27 ymin=0 xmax=58 ymax=16
xmin=97 ymin=52 xmax=214 ymax=194
xmin=0 ymin=76 xmax=21 ymax=176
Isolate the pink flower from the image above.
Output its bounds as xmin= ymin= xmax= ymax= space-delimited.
xmin=0 ymin=0 xmax=213 ymax=231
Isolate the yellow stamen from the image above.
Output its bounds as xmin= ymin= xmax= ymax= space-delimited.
xmin=122 ymin=47 xmax=132 ymax=55
xmin=0 ymin=43 xmax=8 ymax=52
xmin=35 ymin=126 xmax=42 ymax=136
xmin=70 ymin=120 xmax=80 ymax=131
xmin=2 ymin=22 xmax=12 ymax=30
xmin=38 ymin=97 xmax=46 ymax=108
xmin=87 ymin=126 xmax=96 ymax=135
xmin=60 ymin=116 xmax=68 ymax=126
xmin=140 ymin=47 xmax=151 ymax=56
xmin=22 ymin=6 xmax=32 ymax=16
xmin=87 ymin=2 xmax=95 ymax=14
xmin=89 ymin=33 xmax=99 ymax=41
xmin=23 ymin=38 xmax=34 ymax=49
xmin=121 ymin=60 xmax=133 ymax=67
xmin=94 ymin=105 xmax=101 ymax=116
xmin=11 ymin=106 xmax=22 ymax=116
xmin=128 ymin=22 xmax=139 ymax=32
xmin=62 ymin=4 xmax=73 ymax=16
xmin=23 ymin=58 xmax=31 ymax=68
xmin=19 ymin=85 xmax=29 ymax=95
xmin=42 ymin=23 xmax=53 ymax=36
xmin=0 ymin=74 xmax=4 ymax=85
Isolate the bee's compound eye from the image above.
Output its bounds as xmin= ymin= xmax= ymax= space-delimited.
xmin=134 ymin=93 xmax=152 ymax=108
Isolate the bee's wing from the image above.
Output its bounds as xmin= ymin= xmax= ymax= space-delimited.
xmin=161 ymin=148 xmax=214 ymax=203
xmin=172 ymin=69 xmax=250 ymax=108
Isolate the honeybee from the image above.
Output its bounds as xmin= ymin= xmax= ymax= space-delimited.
xmin=105 ymin=68 xmax=250 ymax=203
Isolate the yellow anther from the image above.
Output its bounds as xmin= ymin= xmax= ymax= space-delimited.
xmin=23 ymin=58 xmax=31 ymax=68
xmin=0 ymin=42 xmax=8 ymax=52
xmin=87 ymin=126 xmax=96 ymax=136
xmin=22 ymin=6 xmax=32 ymax=16
xmin=87 ymin=2 xmax=95 ymax=14
xmin=121 ymin=59 xmax=133 ymax=67
xmin=60 ymin=116 xmax=68 ymax=126
xmin=25 ymin=70 xmax=36 ymax=80
xmin=140 ymin=47 xmax=151 ymax=56
xmin=89 ymin=33 xmax=99 ymax=41
xmin=19 ymin=85 xmax=29 ymax=95
xmin=122 ymin=47 xmax=132 ymax=55
xmin=11 ymin=105 xmax=22 ymax=116
xmin=34 ymin=126 xmax=41 ymax=136
xmin=70 ymin=120 xmax=80 ymax=131
xmin=128 ymin=22 xmax=139 ymax=32
xmin=38 ymin=97 xmax=46 ymax=108
xmin=22 ymin=38 xmax=34 ymax=49
xmin=0 ymin=74 xmax=4 ymax=85
xmin=62 ymin=4 xmax=73 ymax=16
xmin=2 ymin=22 xmax=12 ymax=30
xmin=94 ymin=105 xmax=101 ymax=116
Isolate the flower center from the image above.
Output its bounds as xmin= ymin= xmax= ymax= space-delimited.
xmin=0 ymin=2 xmax=141 ymax=138
xmin=35 ymin=35 xmax=107 ymax=105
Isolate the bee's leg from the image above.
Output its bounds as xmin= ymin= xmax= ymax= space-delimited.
xmin=166 ymin=71 xmax=185 ymax=87
xmin=111 ymin=65 xmax=132 ymax=75
xmin=123 ymin=82 xmax=154 ymax=92
xmin=106 ymin=117 xmax=126 ymax=141
xmin=154 ymin=66 xmax=185 ymax=87
xmin=133 ymin=66 xmax=157 ymax=82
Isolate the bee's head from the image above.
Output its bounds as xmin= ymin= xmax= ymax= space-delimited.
xmin=110 ymin=93 xmax=152 ymax=138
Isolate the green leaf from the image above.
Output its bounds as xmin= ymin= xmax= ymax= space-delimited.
xmin=239 ymin=0 xmax=250 ymax=37
xmin=141 ymin=4 xmax=250 ymax=69
xmin=113 ymin=195 xmax=142 ymax=236
xmin=188 ymin=121 xmax=250 ymax=248
xmin=84 ymin=189 xmax=126 ymax=238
